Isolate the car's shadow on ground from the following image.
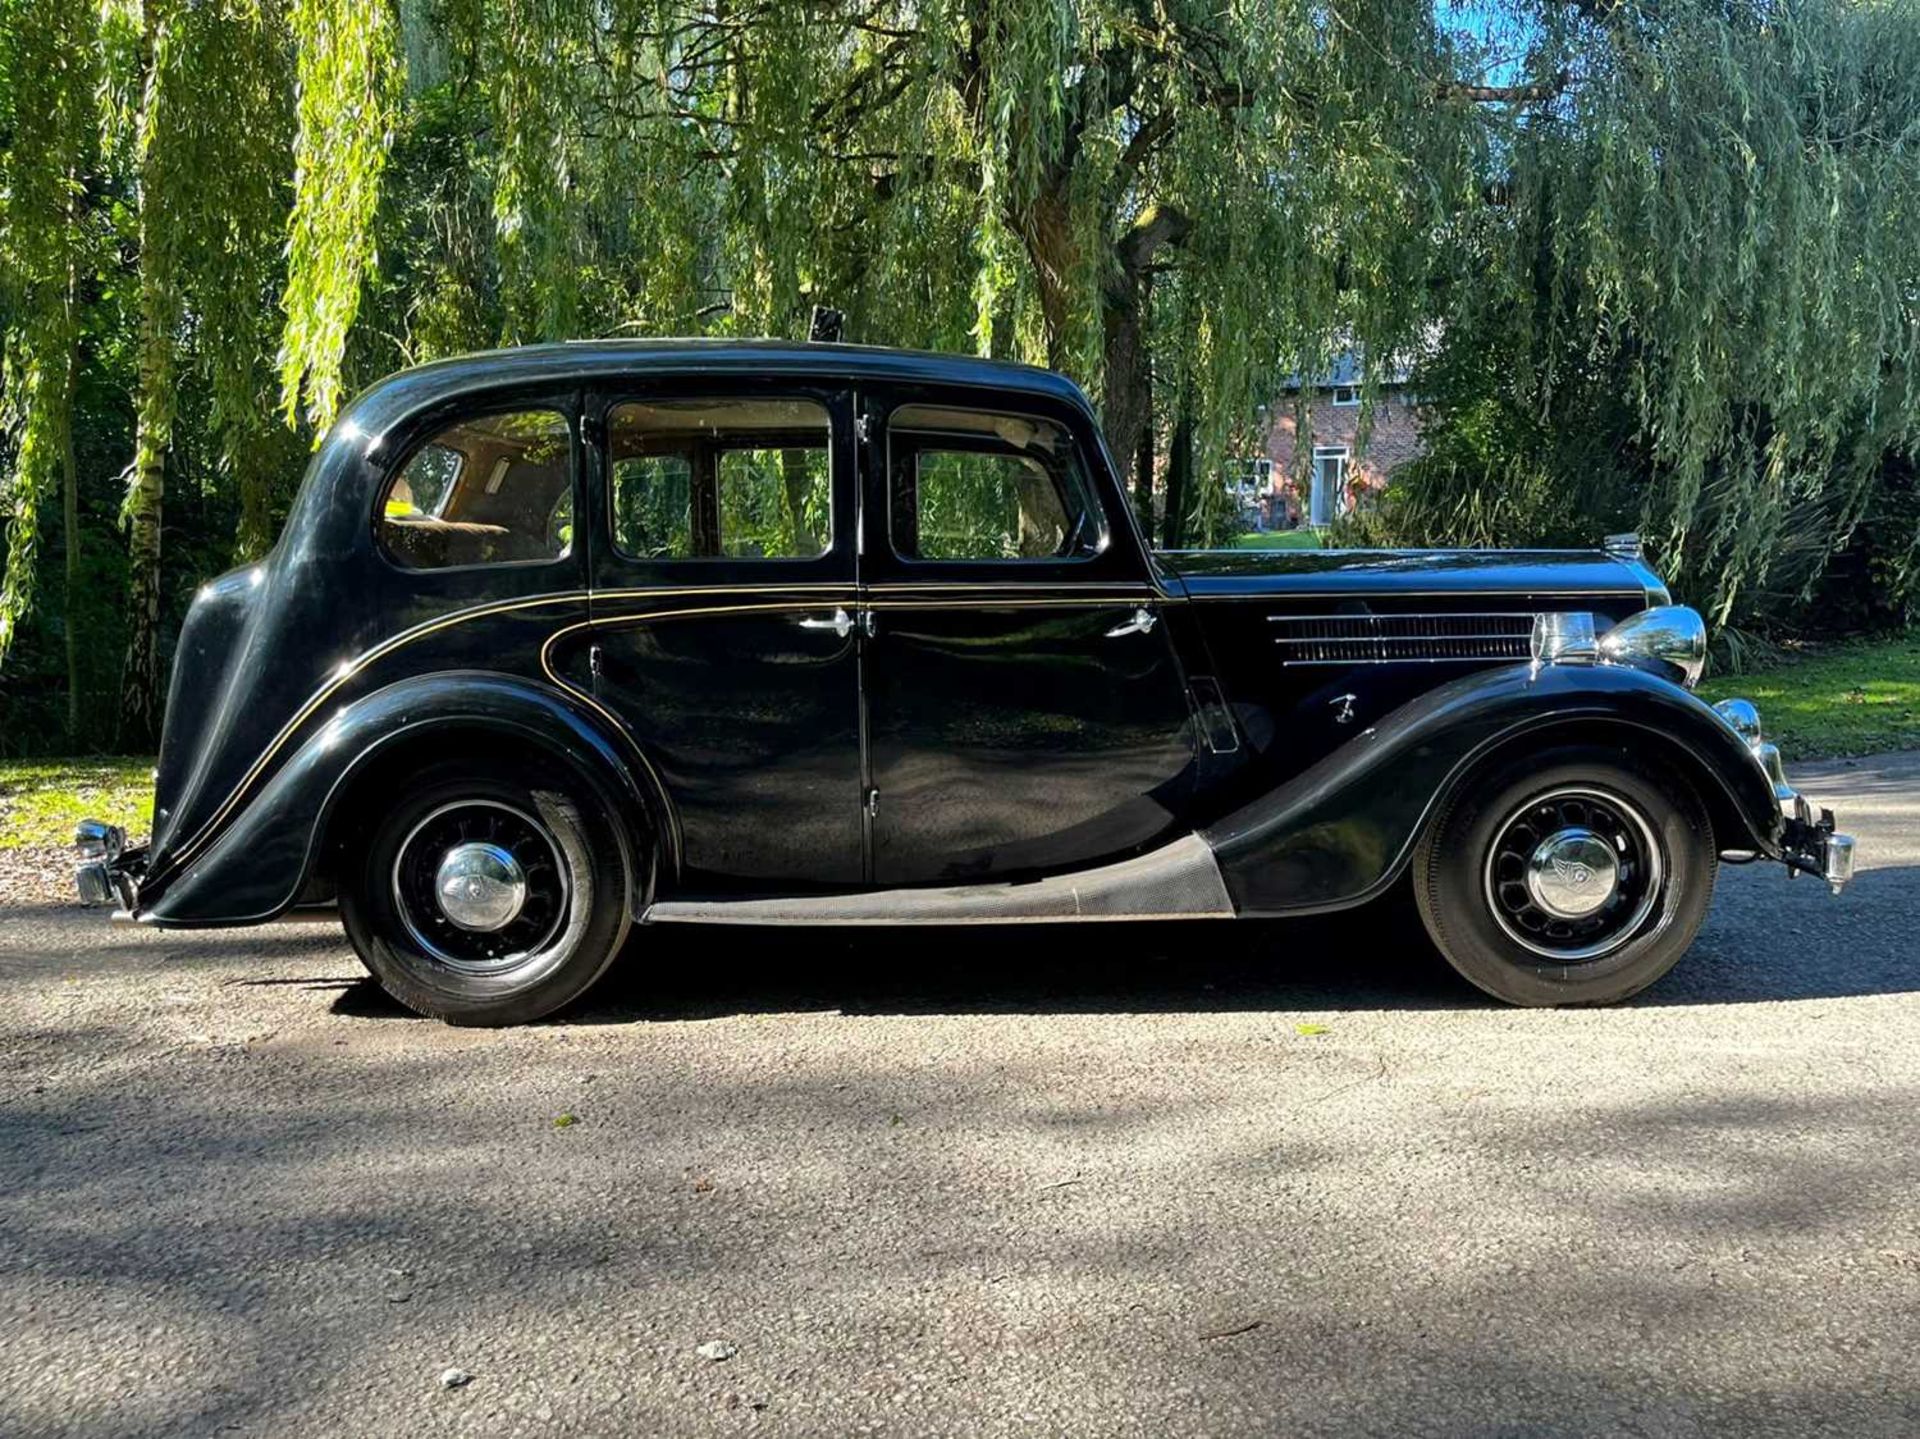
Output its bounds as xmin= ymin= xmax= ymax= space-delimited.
xmin=328 ymin=860 xmax=1920 ymax=1024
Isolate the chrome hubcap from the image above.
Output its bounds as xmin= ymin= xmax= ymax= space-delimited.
xmin=434 ymin=842 xmax=527 ymax=931
xmin=1524 ymin=828 xmax=1620 ymax=919
xmin=391 ymin=800 xmax=570 ymax=973
xmin=1484 ymin=786 xmax=1665 ymax=962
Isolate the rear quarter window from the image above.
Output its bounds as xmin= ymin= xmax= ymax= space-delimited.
xmin=379 ymin=409 xmax=573 ymax=570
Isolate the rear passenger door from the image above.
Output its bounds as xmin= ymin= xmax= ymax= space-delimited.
xmin=579 ymin=384 xmax=865 ymax=891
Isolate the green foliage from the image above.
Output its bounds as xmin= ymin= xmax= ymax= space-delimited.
xmin=0 ymin=755 xmax=152 ymax=847
xmin=1698 ymin=634 xmax=1920 ymax=759
xmin=0 ymin=0 xmax=96 ymax=668
xmin=1370 ymin=0 xmax=1920 ymax=628
xmin=278 ymin=0 xmax=400 ymax=430
xmin=1337 ymin=332 xmax=1642 ymax=552
xmin=4 ymin=0 xmax=1920 ymax=755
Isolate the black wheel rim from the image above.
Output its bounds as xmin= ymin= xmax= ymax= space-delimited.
xmin=1482 ymin=786 xmax=1665 ymax=962
xmin=391 ymin=800 xmax=570 ymax=973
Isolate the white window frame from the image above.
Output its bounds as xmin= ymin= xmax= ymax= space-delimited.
xmin=1330 ymin=384 xmax=1360 ymax=407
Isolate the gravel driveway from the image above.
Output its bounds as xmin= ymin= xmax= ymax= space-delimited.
xmin=3 ymin=754 xmax=1917 ymax=1437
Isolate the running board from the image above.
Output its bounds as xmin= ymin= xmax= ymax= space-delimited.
xmin=645 ymin=834 xmax=1234 ymax=925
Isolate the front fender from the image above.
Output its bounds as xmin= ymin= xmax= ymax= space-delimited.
xmin=139 ymin=671 xmax=662 ymax=927
xmin=1204 ymin=662 xmax=1780 ymax=917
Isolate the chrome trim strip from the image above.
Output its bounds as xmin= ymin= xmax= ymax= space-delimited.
xmin=1276 ymin=656 xmax=1532 ymax=667
xmin=1192 ymin=589 xmax=1640 ymax=601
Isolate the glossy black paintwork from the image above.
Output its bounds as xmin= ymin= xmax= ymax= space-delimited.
xmin=1164 ymin=546 xmax=1663 ymax=599
xmin=132 ymin=339 xmax=1761 ymax=928
xmin=146 ymin=672 xmax=653 ymax=926
xmin=1163 ymin=552 xmax=1655 ymax=826
xmin=863 ymin=594 xmax=1195 ymax=884
xmin=580 ymin=378 xmax=867 ymax=889
xmin=854 ymin=379 xmax=1195 ymax=885
xmin=1202 ymin=661 xmax=1783 ymax=916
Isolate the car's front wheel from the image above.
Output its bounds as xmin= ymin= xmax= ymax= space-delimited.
xmin=340 ymin=760 xmax=632 ymax=1025
xmin=1413 ymin=745 xmax=1716 ymax=1006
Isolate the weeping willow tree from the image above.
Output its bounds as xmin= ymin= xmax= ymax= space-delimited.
xmin=0 ymin=0 xmax=98 ymax=737
xmin=1365 ymin=0 xmax=1920 ymax=628
xmin=6 ymin=0 xmax=1920 ymax=755
xmin=118 ymin=0 xmax=293 ymax=741
xmin=278 ymin=0 xmax=1575 ymax=572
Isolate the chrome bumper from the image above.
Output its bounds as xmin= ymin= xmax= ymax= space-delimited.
xmin=73 ymin=820 xmax=142 ymax=913
xmin=1713 ymin=699 xmax=1857 ymax=895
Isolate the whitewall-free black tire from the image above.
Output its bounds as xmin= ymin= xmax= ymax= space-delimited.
xmin=341 ymin=760 xmax=631 ymax=1026
xmin=1413 ymin=745 xmax=1716 ymax=1006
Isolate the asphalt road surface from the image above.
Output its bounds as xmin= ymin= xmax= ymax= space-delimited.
xmin=3 ymin=754 xmax=1917 ymax=1437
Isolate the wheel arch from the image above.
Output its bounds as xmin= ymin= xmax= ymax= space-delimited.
xmin=1424 ymin=716 xmax=1770 ymax=866
xmin=138 ymin=672 xmax=673 ymax=927
xmin=1204 ymin=661 xmax=1783 ymax=917
xmin=315 ymin=716 xmax=664 ymax=917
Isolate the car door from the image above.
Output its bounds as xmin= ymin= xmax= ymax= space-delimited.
xmin=579 ymin=382 xmax=864 ymax=890
xmin=860 ymin=389 xmax=1198 ymax=886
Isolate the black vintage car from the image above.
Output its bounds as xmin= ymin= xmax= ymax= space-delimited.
xmin=75 ymin=342 xmax=1855 ymax=1024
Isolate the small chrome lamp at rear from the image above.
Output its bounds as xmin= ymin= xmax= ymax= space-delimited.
xmin=1530 ymin=611 xmax=1598 ymax=665
xmin=73 ymin=820 xmax=128 ymax=909
xmin=1823 ymin=832 xmax=1857 ymax=894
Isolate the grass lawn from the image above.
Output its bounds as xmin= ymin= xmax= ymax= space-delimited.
xmin=1698 ymin=633 xmax=1920 ymax=760
xmin=0 ymin=756 xmax=155 ymax=850
xmin=1228 ymin=529 xmax=1325 ymax=550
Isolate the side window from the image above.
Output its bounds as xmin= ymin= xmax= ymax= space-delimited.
xmin=379 ymin=409 xmax=572 ymax=570
xmin=608 ymin=398 xmax=831 ymax=561
xmin=888 ymin=404 xmax=1102 ymax=562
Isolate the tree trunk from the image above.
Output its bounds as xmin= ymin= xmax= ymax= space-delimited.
xmin=1130 ymin=273 xmax=1155 ymax=532
xmin=120 ymin=4 xmax=176 ymax=747
xmin=61 ymin=310 xmax=82 ymax=744
xmin=120 ymin=358 xmax=171 ymax=746
xmin=780 ymin=448 xmax=818 ymax=555
xmin=1162 ymin=387 xmax=1194 ymax=550
xmin=1102 ymin=269 xmax=1152 ymax=523
xmin=1008 ymin=186 xmax=1077 ymax=372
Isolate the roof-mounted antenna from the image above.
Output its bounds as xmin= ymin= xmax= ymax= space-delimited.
xmin=808 ymin=305 xmax=845 ymax=343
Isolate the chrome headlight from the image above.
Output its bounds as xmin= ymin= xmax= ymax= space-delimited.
xmin=1596 ymin=605 xmax=1707 ymax=689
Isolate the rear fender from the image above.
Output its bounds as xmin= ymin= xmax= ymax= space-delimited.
xmin=139 ymin=672 xmax=666 ymax=927
xmin=1204 ymin=662 xmax=1780 ymax=917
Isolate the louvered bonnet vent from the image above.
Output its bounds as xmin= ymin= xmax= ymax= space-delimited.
xmin=1270 ymin=612 xmax=1538 ymax=665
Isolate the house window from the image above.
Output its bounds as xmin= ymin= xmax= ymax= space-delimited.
xmin=1309 ymin=445 xmax=1350 ymax=527
xmin=1330 ymin=385 xmax=1360 ymax=407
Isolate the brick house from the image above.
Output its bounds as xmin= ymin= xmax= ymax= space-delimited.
xmin=1243 ymin=353 xmax=1425 ymax=530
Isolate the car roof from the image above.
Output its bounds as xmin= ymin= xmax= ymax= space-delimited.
xmin=336 ymin=340 xmax=1092 ymax=441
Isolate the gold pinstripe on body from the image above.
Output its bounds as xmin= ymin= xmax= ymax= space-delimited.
xmin=151 ymin=580 xmax=1166 ymax=886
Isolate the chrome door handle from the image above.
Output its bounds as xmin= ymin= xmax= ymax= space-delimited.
xmin=797 ymin=607 xmax=854 ymax=639
xmin=1105 ymin=605 xmax=1158 ymax=639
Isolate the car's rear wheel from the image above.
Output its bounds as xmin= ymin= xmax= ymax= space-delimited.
xmin=340 ymin=760 xmax=631 ymax=1025
xmin=1413 ymin=745 xmax=1716 ymax=1006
